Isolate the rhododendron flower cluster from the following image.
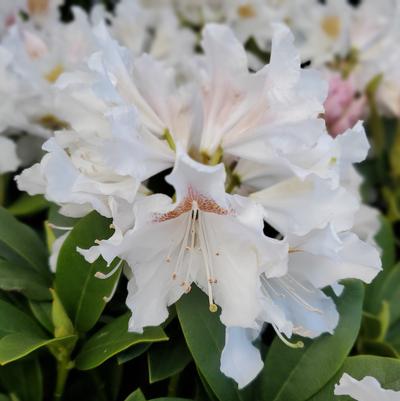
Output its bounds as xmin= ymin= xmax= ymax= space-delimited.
xmin=1 ymin=1 xmax=399 ymax=399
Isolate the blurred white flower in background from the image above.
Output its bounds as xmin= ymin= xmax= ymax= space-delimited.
xmin=334 ymin=373 xmax=400 ymax=400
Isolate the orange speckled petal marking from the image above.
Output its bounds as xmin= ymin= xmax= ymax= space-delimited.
xmin=154 ymin=186 xmax=232 ymax=222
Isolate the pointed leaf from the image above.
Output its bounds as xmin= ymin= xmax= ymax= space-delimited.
xmin=0 ymin=260 xmax=51 ymax=301
xmin=55 ymin=211 xmax=121 ymax=333
xmin=0 ymin=207 xmax=49 ymax=277
xmin=148 ymin=335 xmax=192 ymax=383
xmin=75 ymin=313 xmax=168 ymax=370
xmin=124 ymin=389 xmax=146 ymax=401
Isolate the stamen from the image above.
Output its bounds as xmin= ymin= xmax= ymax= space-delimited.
xmin=272 ymin=324 xmax=304 ymax=349
xmin=95 ymin=260 xmax=123 ymax=279
xmin=281 ymin=280 xmax=323 ymax=314
xmin=197 ymin=212 xmax=217 ymax=312
xmin=183 ymin=201 xmax=198 ymax=286
xmin=47 ymin=223 xmax=73 ymax=231
xmin=173 ymin=208 xmax=193 ymax=279
xmin=286 ymin=275 xmax=314 ymax=294
xmin=103 ymin=278 xmax=119 ymax=303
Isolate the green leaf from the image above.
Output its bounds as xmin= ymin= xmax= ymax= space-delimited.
xmin=364 ymin=218 xmax=397 ymax=316
xmin=0 ymin=357 xmax=42 ymax=401
xmin=0 ymin=207 xmax=49 ymax=278
xmin=308 ymin=355 xmax=400 ymax=401
xmin=124 ymin=388 xmax=146 ymax=401
xmin=260 ymin=280 xmax=364 ymax=401
xmin=7 ymin=194 xmax=49 ymax=217
xmin=148 ymin=335 xmax=192 ymax=383
xmin=375 ymin=264 xmax=400 ymax=324
xmin=75 ymin=313 xmax=168 ymax=370
xmin=177 ymin=286 xmax=250 ymax=401
xmin=0 ymin=298 xmax=75 ymax=364
xmin=0 ymin=333 xmax=76 ymax=365
xmin=55 ymin=211 xmax=121 ymax=333
xmin=374 ymin=217 xmax=395 ymax=271
xmin=117 ymin=343 xmax=151 ymax=365
xmin=29 ymin=301 xmax=53 ymax=334
xmin=0 ymin=260 xmax=51 ymax=301
xmin=360 ymin=302 xmax=390 ymax=342
xmin=358 ymin=340 xmax=399 ymax=358
xmin=0 ymin=299 xmax=46 ymax=338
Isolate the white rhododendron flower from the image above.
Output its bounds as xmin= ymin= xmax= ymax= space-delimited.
xmin=334 ymin=373 xmax=400 ymax=400
xmin=15 ymin=18 xmax=382 ymax=389
xmin=220 ymin=224 xmax=381 ymax=388
xmin=83 ymin=148 xmax=288 ymax=332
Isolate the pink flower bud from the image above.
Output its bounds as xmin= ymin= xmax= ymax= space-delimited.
xmin=324 ymin=73 xmax=366 ymax=137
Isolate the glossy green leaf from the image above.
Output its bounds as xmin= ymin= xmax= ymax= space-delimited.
xmin=0 ymin=260 xmax=51 ymax=301
xmin=29 ymin=301 xmax=53 ymax=333
xmin=0 ymin=357 xmax=42 ymax=401
xmin=0 ymin=299 xmax=46 ymax=338
xmin=177 ymin=286 xmax=250 ymax=401
xmin=260 ymin=281 xmax=364 ymax=401
xmin=148 ymin=335 xmax=192 ymax=383
xmin=8 ymin=194 xmax=49 ymax=217
xmin=308 ymin=355 xmax=400 ymax=400
xmin=0 ymin=207 xmax=49 ymax=277
xmin=0 ymin=333 xmax=76 ymax=365
xmin=124 ymin=389 xmax=146 ymax=401
xmin=75 ymin=313 xmax=168 ymax=370
xmin=117 ymin=343 xmax=151 ymax=365
xmin=55 ymin=211 xmax=121 ymax=333
xmin=0 ymin=298 xmax=75 ymax=364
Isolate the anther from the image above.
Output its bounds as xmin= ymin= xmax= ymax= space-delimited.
xmin=209 ymin=303 xmax=218 ymax=313
xmin=95 ymin=239 xmax=101 ymax=245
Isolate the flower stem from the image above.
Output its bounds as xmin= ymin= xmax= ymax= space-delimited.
xmin=54 ymin=358 xmax=71 ymax=401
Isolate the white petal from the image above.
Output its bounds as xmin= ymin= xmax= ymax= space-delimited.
xmin=220 ymin=327 xmax=263 ymax=389
xmin=15 ymin=163 xmax=45 ymax=195
xmin=0 ymin=136 xmax=20 ymax=173
xmin=334 ymin=373 xmax=400 ymax=400
xmin=262 ymin=275 xmax=339 ymax=338
xmin=263 ymin=23 xmax=300 ymax=102
xmin=49 ymin=233 xmax=69 ymax=273
xmin=288 ymin=229 xmax=382 ymax=289
xmin=252 ymin=176 xmax=358 ymax=236
xmin=166 ymin=146 xmax=228 ymax=207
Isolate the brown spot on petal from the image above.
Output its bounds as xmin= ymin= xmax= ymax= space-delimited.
xmin=321 ymin=15 xmax=341 ymax=39
xmin=237 ymin=4 xmax=256 ymax=18
xmin=28 ymin=0 xmax=49 ymax=15
xmin=154 ymin=186 xmax=231 ymax=222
